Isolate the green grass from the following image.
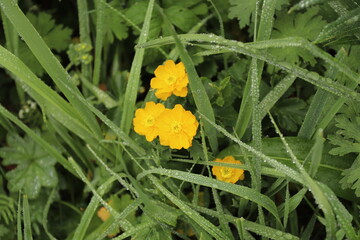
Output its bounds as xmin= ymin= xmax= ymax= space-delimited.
xmin=0 ymin=0 xmax=359 ymax=239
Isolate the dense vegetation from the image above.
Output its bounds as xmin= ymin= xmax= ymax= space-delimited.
xmin=0 ymin=0 xmax=360 ymax=239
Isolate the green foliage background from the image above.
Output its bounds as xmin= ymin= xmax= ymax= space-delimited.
xmin=0 ymin=0 xmax=360 ymax=239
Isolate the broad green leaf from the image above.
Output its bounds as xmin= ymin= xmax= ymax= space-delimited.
xmin=165 ymin=6 xmax=200 ymax=32
xmin=228 ymin=0 xmax=288 ymax=28
xmin=270 ymin=7 xmax=327 ymax=66
xmin=18 ymin=12 xmax=72 ymax=76
xmin=340 ymin=155 xmax=360 ymax=197
xmin=1 ymin=133 xmax=58 ymax=199
xmin=328 ymin=103 xmax=360 ymax=156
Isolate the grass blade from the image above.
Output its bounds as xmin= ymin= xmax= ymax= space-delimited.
xmin=17 ymin=193 xmax=22 ymax=240
xmin=77 ymin=0 xmax=93 ymax=82
xmin=120 ymin=0 xmax=155 ymax=135
xmin=72 ymin=177 xmax=117 ymax=240
xmin=298 ymin=49 xmax=346 ymax=138
xmin=269 ymin=113 xmax=336 ymax=238
xmin=22 ymin=195 xmax=33 ymax=240
xmin=139 ymin=35 xmax=360 ymax=102
xmin=146 ymin=174 xmax=229 ymax=239
xmin=0 ymin=0 xmax=102 ymax=137
xmin=68 ymin=157 xmax=133 ymax=232
xmin=138 ymin=168 xmax=280 ymax=222
xmin=318 ymin=182 xmax=357 ymax=239
xmin=259 ymin=74 xmax=297 ymax=119
xmin=92 ymin=0 xmax=105 ymax=85
xmin=240 ymin=218 xmax=299 ymax=240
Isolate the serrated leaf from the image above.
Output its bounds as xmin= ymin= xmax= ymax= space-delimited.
xmin=270 ymin=7 xmax=327 ymax=66
xmin=340 ymin=155 xmax=360 ymax=197
xmin=0 ymin=133 xmax=58 ymax=199
xmin=165 ymin=6 xmax=200 ymax=32
xmin=26 ymin=12 xmax=72 ymax=52
xmin=104 ymin=2 xmax=129 ymax=42
xmin=328 ymin=102 xmax=360 ymax=156
xmin=228 ymin=0 xmax=288 ymax=29
xmin=18 ymin=12 xmax=72 ymax=76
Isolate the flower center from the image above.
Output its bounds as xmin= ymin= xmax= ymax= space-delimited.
xmin=171 ymin=122 xmax=182 ymax=133
xmin=220 ymin=167 xmax=232 ymax=178
xmin=166 ymin=76 xmax=176 ymax=85
xmin=145 ymin=116 xmax=155 ymax=126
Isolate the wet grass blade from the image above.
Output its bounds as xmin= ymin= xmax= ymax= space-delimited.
xmin=120 ymin=0 xmax=154 ymax=135
xmin=22 ymin=195 xmax=33 ymax=240
xmin=0 ymin=0 xmax=102 ymax=137
xmin=145 ymin=174 xmax=230 ymax=239
xmin=138 ymin=168 xmax=280 ymax=222
xmin=72 ymin=177 xmax=117 ymax=240
xmin=77 ymin=0 xmax=93 ymax=81
xmin=92 ymin=0 xmax=105 ymax=85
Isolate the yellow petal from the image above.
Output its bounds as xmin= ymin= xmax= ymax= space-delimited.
xmin=173 ymin=87 xmax=188 ymax=97
xmin=155 ymin=91 xmax=172 ymax=100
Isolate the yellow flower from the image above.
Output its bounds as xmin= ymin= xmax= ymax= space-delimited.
xmin=150 ymin=60 xmax=189 ymax=100
xmin=97 ymin=199 xmax=112 ymax=221
xmin=97 ymin=200 xmax=119 ymax=238
xmin=156 ymin=104 xmax=198 ymax=149
xmin=97 ymin=206 xmax=111 ymax=222
xmin=133 ymin=102 xmax=165 ymax=142
xmin=212 ymin=156 xmax=245 ymax=183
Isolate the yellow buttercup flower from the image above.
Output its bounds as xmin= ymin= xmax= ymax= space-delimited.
xmin=212 ymin=156 xmax=245 ymax=183
xmin=156 ymin=104 xmax=198 ymax=150
xmin=150 ymin=60 xmax=189 ymax=100
xmin=97 ymin=200 xmax=119 ymax=238
xmin=97 ymin=206 xmax=111 ymax=222
xmin=133 ymin=102 xmax=165 ymax=141
xmin=97 ymin=199 xmax=112 ymax=221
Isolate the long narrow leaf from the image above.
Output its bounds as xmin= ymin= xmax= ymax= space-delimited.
xmin=138 ymin=168 xmax=280 ymax=222
xmin=0 ymin=0 xmax=102 ymax=137
xmin=120 ymin=0 xmax=154 ymax=135
xmin=22 ymin=195 xmax=33 ymax=240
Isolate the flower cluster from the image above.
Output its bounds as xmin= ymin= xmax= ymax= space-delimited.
xmin=212 ymin=156 xmax=245 ymax=183
xmin=150 ymin=60 xmax=189 ymax=100
xmin=133 ymin=102 xmax=198 ymax=149
xmin=133 ymin=60 xmax=198 ymax=149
